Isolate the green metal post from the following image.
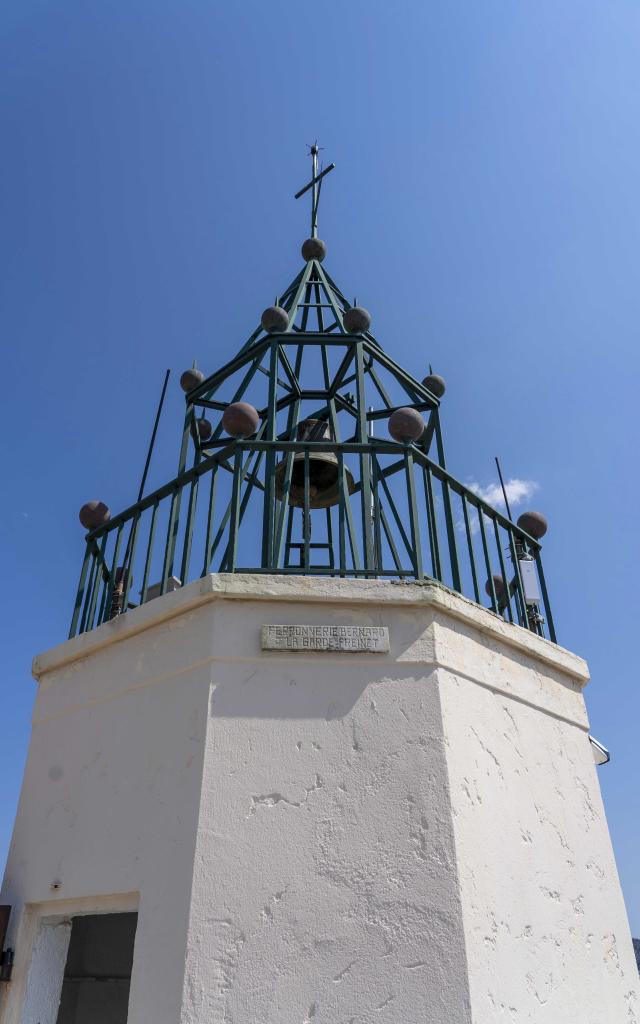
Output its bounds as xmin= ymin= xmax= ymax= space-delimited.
xmin=227 ymin=450 xmax=243 ymax=572
xmin=140 ymin=500 xmax=159 ymax=604
xmin=202 ymin=467 xmax=219 ymax=576
xmin=261 ymin=341 xmax=279 ymax=568
xmin=478 ymin=510 xmax=498 ymax=614
xmin=423 ymin=466 xmax=442 ymax=580
xmin=355 ymin=341 xmax=374 ymax=573
xmin=404 ymin=449 xmax=423 ymax=578
xmin=434 ymin=413 xmax=461 ymax=591
xmin=69 ymin=542 xmax=92 ymax=638
xmin=493 ymin=520 xmax=513 ymax=623
xmin=462 ymin=495 xmax=480 ymax=604
xmin=122 ymin=514 xmax=141 ymax=611
xmin=179 ymin=458 xmax=200 ymax=586
xmin=535 ymin=550 xmax=556 ymax=643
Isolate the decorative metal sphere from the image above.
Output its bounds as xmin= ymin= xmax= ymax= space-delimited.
xmin=343 ymin=306 xmax=371 ymax=334
xmin=517 ymin=511 xmax=548 ymax=540
xmin=301 ymin=238 xmax=327 ymax=262
xmin=485 ymin=574 xmax=505 ymax=598
xmin=222 ymin=402 xmax=260 ymax=438
xmin=261 ymin=305 xmax=289 ymax=334
xmin=388 ymin=406 xmax=425 ymax=443
xmin=180 ymin=368 xmax=204 ymax=393
xmin=79 ymin=500 xmax=110 ymax=531
xmin=197 ymin=417 xmax=213 ymax=441
xmin=423 ymin=373 xmax=446 ymax=399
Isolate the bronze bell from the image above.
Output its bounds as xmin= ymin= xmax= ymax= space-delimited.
xmin=274 ymin=419 xmax=355 ymax=509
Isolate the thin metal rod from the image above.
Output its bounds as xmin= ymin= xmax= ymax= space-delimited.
xmin=495 ymin=456 xmax=513 ymax=521
xmin=140 ymin=371 xmax=171 ymax=501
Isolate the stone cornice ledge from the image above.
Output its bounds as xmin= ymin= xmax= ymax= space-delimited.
xmin=34 ymin=574 xmax=589 ymax=685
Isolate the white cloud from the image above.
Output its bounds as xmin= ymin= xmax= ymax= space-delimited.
xmin=466 ymin=477 xmax=539 ymax=513
xmin=456 ymin=478 xmax=540 ymax=536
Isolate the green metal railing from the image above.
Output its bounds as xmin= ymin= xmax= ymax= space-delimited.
xmin=69 ymin=432 xmax=555 ymax=643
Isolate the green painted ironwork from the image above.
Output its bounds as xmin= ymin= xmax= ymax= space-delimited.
xmin=69 ymin=149 xmax=556 ymax=645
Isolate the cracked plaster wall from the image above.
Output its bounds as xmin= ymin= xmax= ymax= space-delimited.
xmin=435 ymin=612 xmax=638 ymax=1023
xmin=182 ymin=616 xmax=470 ymax=1023
xmin=1 ymin=575 xmax=635 ymax=1024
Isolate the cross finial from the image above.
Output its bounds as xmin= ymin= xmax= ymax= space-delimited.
xmin=294 ymin=142 xmax=335 ymax=239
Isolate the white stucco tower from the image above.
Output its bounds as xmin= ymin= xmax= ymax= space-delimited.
xmin=1 ymin=154 xmax=637 ymax=1023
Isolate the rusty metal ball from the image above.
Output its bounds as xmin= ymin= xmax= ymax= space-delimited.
xmin=180 ymin=368 xmax=204 ymax=393
xmin=517 ymin=511 xmax=548 ymax=540
xmin=343 ymin=306 xmax=371 ymax=334
xmin=79 ymin=501 xmax=110 ymax=531
xmin=485 ymin=574 xmax=505 ymax=598
xmin=423 ymin=373 xmax=446 ymax=399
xmin=301 ymin=238 xmax=327 ymax=262
xmin=222 ymin=402 xmax=260 ymax=438
xmin=261 ymin=305 xmax=289 ymax=334
xmin=388 ymin=407 xmax=425 ymax=443
xmin=197 ymin=417 xmax=213 ymax=441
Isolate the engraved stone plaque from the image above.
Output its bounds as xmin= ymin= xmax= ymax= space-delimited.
xmin=261 ymin=624 xmax=390 ymax=653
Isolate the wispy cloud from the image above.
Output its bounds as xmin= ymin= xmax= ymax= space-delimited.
xmin=466 ymin=477 xmax=539 ymax=513
xmin=457 ymin=478 xmax=539 ymax=535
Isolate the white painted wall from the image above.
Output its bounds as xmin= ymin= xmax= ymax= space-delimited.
xmin=434 ymin=610 xmax=638 ymax=1021
xmin=1 ymin=575 xmax=636 ymax=1023
xmin=19 ymin=920 xmax=70 ymax=1024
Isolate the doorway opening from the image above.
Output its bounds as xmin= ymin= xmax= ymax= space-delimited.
xmin=55 ymin=912 xmax=137 ymax=1024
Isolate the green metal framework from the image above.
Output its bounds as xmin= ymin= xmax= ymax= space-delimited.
xmin=70 ymin=154 xmax=556 ymax=643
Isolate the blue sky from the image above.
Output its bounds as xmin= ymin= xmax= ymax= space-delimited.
xmin=1 ymin=1 xmax=639 ymax=931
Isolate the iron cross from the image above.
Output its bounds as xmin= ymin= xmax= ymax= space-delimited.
xmin=294 ymin=142 xmax=335 ymax=238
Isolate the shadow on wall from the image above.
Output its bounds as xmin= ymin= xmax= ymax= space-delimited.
xmin=209 ymin=659 xmax=438 ymax=721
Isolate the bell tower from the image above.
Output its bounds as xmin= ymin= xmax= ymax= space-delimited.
xmin=1 ymin=151 xmax=637 ymax=1024
xmin=67 ymin=144 xmax=556 ymax=636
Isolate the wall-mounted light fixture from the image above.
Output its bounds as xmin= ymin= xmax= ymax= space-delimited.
xmin=589 ymin=735 xmax=611 ymax=767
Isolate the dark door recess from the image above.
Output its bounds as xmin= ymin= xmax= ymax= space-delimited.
xmin=55 ymin=912 xmax=138 ymax=1024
